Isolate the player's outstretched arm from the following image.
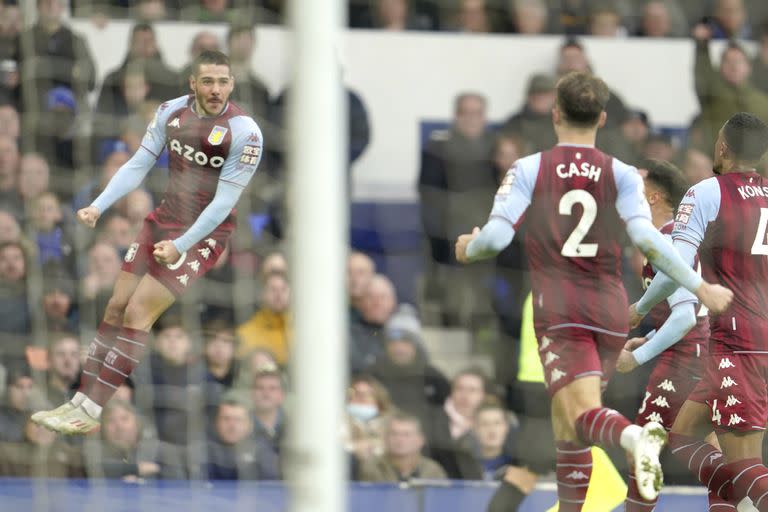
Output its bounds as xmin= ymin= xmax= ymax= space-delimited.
xmin=89 ymin=148 xmax=157 ymax=218
xmin=457 ymin=219 xmax=515 ymax=263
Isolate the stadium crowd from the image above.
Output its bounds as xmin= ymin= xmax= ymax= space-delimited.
xmin=0 ymin=0 xmax=767 ymax=487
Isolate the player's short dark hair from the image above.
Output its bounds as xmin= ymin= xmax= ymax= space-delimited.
xmin=556 ymin=71 xmax=610 ymax=128
xmin=642 ymin=159 xmax=688 ymax=209
xmin=191 ymin=50 xmax=231 ymax=77
xmin=722 ymin=112 xmax=768 ymax=163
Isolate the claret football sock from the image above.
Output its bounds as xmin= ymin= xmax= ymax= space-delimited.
xmin=88 ymin=326 xmax=149 ymax=407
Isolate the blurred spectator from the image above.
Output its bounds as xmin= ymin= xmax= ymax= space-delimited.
xmin=94 ymin=66 xmax=151 ymax=143
xmin=115 ymin=189 xmax=154 ymax=233
xmin=348 ymin=251 xmax=376 ymax=321
xmin=0 ymin=241 xmax=32 ymax=349
xmin=508 ymin=0 xmax=549 ymax=35
xmin=178 ymin=31 xmax=222 ymax=92
xmin=709 ymin=0 xmax=751 ymax=40
xmin=588 ymin=4 xmax=625 ymax=37
xmin=0 ymin=135 xmax=22 ymax=219
xmin=371 ymin=0 xmax=434 ymax=30
xmin=0 ymin=3 xmax=21 ymax=106
xmin=13 ymin=0 xmax=96 ymax=111
xmin=99 ymin=24 xmax=179 ymax=113
xmin=552 ymin=0 xmax=590 ymax=34
xmin=80 ymin=242 xmax=122 ymax=326
xmin=556 ymin=39 xmax=629 ymax=128
xmin=349 ymin=274 xmax=397 ymax=373
xmin=455 ymin=0 xmax=494 ymax=33
xmin=226 ymin=25 xmax=270 ymax=120
xmin=134 ymin=321 xmax=206 ymax=451
xmin=0 ymin=210 xmax=22 ymax=243
xmin=206 ymin=398 xmax=280 ymax=480
xmin=202 ymin=320 xmax=239 ymax=428
xmin=0 ymin=364 xmax=37 ymax=442
xmin=492 ymin=133 xmax=526 ymax=182
xmin=618 ymin=110 xmax=650 ymax=165
xmin=185 ymin=0 xmax=255 ymax=24
xmin=136 ymin=0 xmax=169 ymax=21
xmin=418 ymin=92 xmax=495 ymax=325
xmin=637 ymin=0 xmax=686 ymax=38
xmin=261 ymin=251 xmax=288 ymax=277
xmin=0 ymin=415 xmax=83 ymax=477
xmin=18 ymin=153 xmax=50 ymax=203
xmin=358 ymin=413 xmax=447 ymax=482
xmin=691 ymin=28 xmax=768 ymax=153
xmin=72 ymin=148 xmax=131 ymax=211
xmin=237 ymin=272 xmax=291 ymax=364
xmin=0 ymin=105 xmax=20 ymax=139
xmin=87 ymin=400 xmax=163 ymax=480
xmin=44 ymin=333 xmax=81 ymax=406
xmin=98 ymin=213 xmax=134 ymax=258
xmin=751 ymin=23 xmax=768 ymax=94
xmin=34 ymin=86 xmax=81 ymax=173
xmin=41 ymin=265 xmax=78 ymax=332
xmin=29 ymin=192 xmax=76 ymax=271
xmin=236 ymin=347 xmax=279 ymax=389
xmin=367 ymin=308 xmax=450 ymax=428
xmin=427 ymin=368 xmax=490 ymax=478
xmin=466 ymin=403 xmax=514 ymax=481
xmin=345 ymin=375 xmax=396 ymax=463
xmin=682 ymin=147 xmax=715 ymax=185
xmin=250 ymin=366 xmax=286 ymax=469
xmin=502 ymin=74 xmax=557 ymax=152
xmin=271 ymin=78 xmax=370 ymax=168
xmin=256 ymin=0 xmax=287 ymax=24
xmin=643 ymin=132 xmax=677 ymax=162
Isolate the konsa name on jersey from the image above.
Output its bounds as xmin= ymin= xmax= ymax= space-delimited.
xmin=556 ymin=161 xmax=602 ymax=182
xmin=169 ymin=139 xmax=225 ymax=168
xmin=737 ymin=184 xmax=768 ymax=200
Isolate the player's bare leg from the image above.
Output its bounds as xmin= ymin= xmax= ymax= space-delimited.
xmin=33 ymin=271 xmax=141 ymax=428
xmin=52 ymin=275 xmax=176 ymax=435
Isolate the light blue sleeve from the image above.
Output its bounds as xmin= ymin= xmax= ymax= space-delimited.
xmin=632 ymin=300 xmax=697 ymax=365
xmin=613 ymin=158 xmax=652 ymax=223
xmin=488 ymin=153 xmax=541 ymax=227
xmin=90 ymin=97 xmax=188 ymax=213
xmin=171 ymin=116 xmax=263 ymax=253
xmin=672 ymin=177 xmax=721 ymax=248
xmin=635 ymin=239 xmax=699 ymax=315
xmin=464 ymin=154 xmax=539 ymax=261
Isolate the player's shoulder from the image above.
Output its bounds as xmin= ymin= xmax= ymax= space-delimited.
xmin=684 ymin=176 xmax=721 ymax=204
xmin=226 ymin=111 xmax=262 ymax=146
xmin=159 ymin=95 xmax=192 ymax=115
xmin=610 ymin=155 xmax=640 ymax=180
xmin=513 ymin=152 xmax=542 ymax=175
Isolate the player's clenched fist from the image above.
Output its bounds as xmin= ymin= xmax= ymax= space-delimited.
xmin=696 ymin=283 xmax=733 ymax=315
xmin=76 ymin=206 xmax=100 ymax=228
xmin=153 ymin=240 xmax=181 ymax=266
xmin=455 ymin=227 xmax=481 ymax=264
xmin=628 ymin=303 xmax=645 ymax=329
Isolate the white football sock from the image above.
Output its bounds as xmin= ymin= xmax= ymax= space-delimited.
xmin=80 ymin=398 xmax=103 ymax=419
xmin=71 ymin=392 xmax=87 ymax=407
xmin=620 ymin=424 xmax=642 ymax=453
xmin=737 ymin=496 xmax=757 ymax=512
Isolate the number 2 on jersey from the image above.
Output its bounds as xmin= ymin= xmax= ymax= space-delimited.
xmin=559 ymin=190 xmax=598 ymax=257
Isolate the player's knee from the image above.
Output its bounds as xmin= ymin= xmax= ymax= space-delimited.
xmin=122 ymin=300 xmax=153 ymax=331
xmin=104 ymin=295 xmax=129 ymax=324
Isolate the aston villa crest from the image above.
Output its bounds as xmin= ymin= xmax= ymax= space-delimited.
xmin=208 ymin=125 xmax=228 ymax=146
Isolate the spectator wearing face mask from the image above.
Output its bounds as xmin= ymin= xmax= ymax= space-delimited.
xmin=344 ymin=375 xmax=396 ymax=464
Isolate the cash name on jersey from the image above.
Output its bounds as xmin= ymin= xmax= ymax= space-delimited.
xmin=556 ymin=161 xmax=601 ymax=182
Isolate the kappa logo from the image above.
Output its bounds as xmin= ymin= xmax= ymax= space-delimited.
xmin=543 ymin=351 xmax=560 ymax=365
xmin=198 ymin=247 xmax=211 ymax=260
xmin=645 ymin=412 xmax=664 ymax=424
xmin=176 ymin=274 xmax=189 ymax=287
xmin=725 ymin=395 xmax=742 ymax=407
xmin=550 ymin=368 xmax=567 ymax=383
xmin=719 ymin=358 xmax=736 ymax=370
xmin=187 ymin=260 xmax=200 ymax=274
xmin=709 ymin=453 xmax=723 ymax=464
xmin=657 ymin=379 xmax=676 ymax=392
xmin=208 ymin=125 xmax=228 ymax=146
xmin=721 ymin=376 xmax=738 ymax=389
xmin=686 ymin=190 xmax=695 ymax=198
xmin=124 ymin=242 xmax=139 ymax=263
xmin=168 ymin=117 xmax=180 ymax=128
xmin=205 ymin=238 xmax=217 ymax=248
xmin=540 ymin=336 xmax=553 ymax=350
xmin=565 ymin=470 xmax=589 ymax=481
xmin=651 ymin=396 xmax=671 ymax=409
xmin=728 ymin=414 xmax=745 ymax=426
